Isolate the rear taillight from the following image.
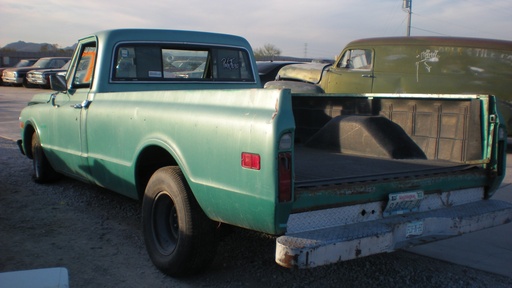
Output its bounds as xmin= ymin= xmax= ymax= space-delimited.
xmin=278 ymin=152 xmax=292 ymax=202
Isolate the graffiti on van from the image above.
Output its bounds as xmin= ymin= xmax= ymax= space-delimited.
xmin=415 ymin=49 xmax=439 ymax=82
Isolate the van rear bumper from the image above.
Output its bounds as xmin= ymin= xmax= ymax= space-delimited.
xmin=276 ymin=199 xmax=512 ymax=268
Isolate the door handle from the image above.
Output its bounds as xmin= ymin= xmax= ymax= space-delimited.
xmin=72 ymin=100 xmax=92 ymax=109
xmin=362 ymin=74 xmax=374 ymax=78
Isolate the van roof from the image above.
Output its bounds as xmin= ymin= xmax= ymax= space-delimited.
xmin=347 ymin=36 xmax=512 ymax=50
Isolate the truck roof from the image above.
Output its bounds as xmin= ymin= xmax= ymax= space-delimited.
xmin=84 ymin=28 xmax=252 ymax=49
xmin=347 ymin=36 xmax=512 ymax=50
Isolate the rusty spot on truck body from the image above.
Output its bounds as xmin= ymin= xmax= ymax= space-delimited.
xmin=276 ymin=250 xmax=299 ymax=268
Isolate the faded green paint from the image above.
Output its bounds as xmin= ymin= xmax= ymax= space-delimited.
xmin=21 ymin=87 xmax=296 ymax=234
xmin=19 ymin=29 xmax=298 ymax=235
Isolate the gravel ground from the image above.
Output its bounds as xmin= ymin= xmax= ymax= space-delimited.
xmin=1 ymin=136 xmax=512 ymax=287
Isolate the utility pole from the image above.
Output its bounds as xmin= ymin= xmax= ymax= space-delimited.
xmin=403 ymin=0 xmax=412 ymax=36
xmin=304 ymin=43 xmax=308 ymax=58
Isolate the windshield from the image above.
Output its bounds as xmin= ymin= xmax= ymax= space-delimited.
xmin=15 ymin=60 xmax=36 ymax=68
xmin=32 ymin=58 xmax=51 ymax=68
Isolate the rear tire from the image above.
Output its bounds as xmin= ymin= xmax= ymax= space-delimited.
xmin=142 ymin=166 xmax=218 ymax=277
xmin=31 ymin=131 xmax=60 ymax=183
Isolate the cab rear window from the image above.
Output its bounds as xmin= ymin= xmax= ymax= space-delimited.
xmin=112 ymin=44 xmax=254 ymax=82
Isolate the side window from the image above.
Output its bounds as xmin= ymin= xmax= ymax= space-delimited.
xmin=112 ymin=44 xmax=254 ymax=82
xmin=337 ymin=49 xmax=372 ymax=70
xmin=73 ymin=45 xmax=97 ymax=88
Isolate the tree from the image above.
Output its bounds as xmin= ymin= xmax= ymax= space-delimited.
xmin=253 ymin=43 xmax=281 ymax=59
xmin=40 ymin=44 xmax=51 ymax=52
xmin=40 ymin=43 xmax=59 ymax=52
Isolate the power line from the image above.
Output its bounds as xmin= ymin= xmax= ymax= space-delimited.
xmin=411 ymin=26 xmax=450 ymax=36
xmin=462 ymin=0 xmax=512 ymax=18
xmin=405 ymin=1 xmax=511 ymax=39
xmin=411 ymin=10 xmax=507 ymax=39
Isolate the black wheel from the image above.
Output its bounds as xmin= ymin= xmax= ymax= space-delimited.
xmin=31 ymin=131 xmax=59 ymax=183
xmin=142 ymin=166 xmax=218 ymax=277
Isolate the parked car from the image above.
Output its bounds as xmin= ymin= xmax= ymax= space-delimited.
xmin=0 ymin=59 xmax=38 ymax=85
xmin=26 ymin=60 xmax=70 ymax=88
xmin=2 ymin=57 xmax=70 ymax=87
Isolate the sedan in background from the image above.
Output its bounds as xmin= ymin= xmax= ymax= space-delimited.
xmin=0 ymin=59 xmax=38 ymax=85
xmin=26 ymin=60 xmax=70 ymax=88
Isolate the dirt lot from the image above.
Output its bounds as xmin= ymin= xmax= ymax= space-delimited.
xmin=1 ymin=87 xmax=512 ymax=287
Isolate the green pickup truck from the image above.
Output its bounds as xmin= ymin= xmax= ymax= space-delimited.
xmin=17 ymin=29 xmax=512 ymax=277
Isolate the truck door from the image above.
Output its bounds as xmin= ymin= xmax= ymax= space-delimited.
xmin=48 ymin=41 xmax=97 ymax=180
xmin=322 ymin=49 xmax=374 ymax=93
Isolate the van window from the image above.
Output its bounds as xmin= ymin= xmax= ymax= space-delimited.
xmin=338 ymin=49 xmax=372 ymax=70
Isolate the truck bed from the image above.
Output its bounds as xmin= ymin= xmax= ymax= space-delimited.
xmin=294 ymin=145 xmax=474 ymax=187
xmin=292 ymin=94 xmax=486 ymax=188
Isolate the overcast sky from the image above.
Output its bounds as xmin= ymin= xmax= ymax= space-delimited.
xmin=1 ymin=0 xmax=511 ymax=59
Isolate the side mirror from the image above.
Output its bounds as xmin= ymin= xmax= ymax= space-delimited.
xmin=50 ymin=74 xmax=67 ymax=92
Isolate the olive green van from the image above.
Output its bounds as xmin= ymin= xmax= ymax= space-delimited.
xmin=267 ymin=36 xmax=512 ymax=129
